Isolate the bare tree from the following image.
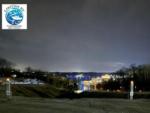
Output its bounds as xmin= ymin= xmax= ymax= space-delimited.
xmin=0 ymin=57 xmax=14 ymax=68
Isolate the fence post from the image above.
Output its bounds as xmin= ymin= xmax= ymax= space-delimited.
xmin=6 ymin=78 xmax=12 ymax=99
xmin=130 ymin=81 xmax=134 ymax=100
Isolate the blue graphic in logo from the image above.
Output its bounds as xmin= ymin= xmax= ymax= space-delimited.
xmin=5 ymin=7 xmax=23 ymax=25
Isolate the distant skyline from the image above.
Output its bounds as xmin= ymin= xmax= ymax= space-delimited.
xmin=0 ymin=0 xmax=150 ymax=72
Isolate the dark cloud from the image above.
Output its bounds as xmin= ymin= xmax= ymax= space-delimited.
xmin=0 ymin=0 xmax=150 ymax=72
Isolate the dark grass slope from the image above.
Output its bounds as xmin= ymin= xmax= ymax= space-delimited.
xmin=11 ymin=84 xmax=62 ymax=98
xmin=4 ymin=85 xmax=150 ymax=99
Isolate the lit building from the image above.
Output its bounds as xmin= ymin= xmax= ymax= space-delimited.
xmin=67 ymin=73 xmax=112 ymax=92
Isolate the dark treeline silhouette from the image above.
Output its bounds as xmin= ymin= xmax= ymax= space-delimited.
xmin=103 ymin=64 xmax=150 ymax=92
xmin=0 ymin=57 xmax=15 ymax=77
xmin=0 ymin=58 xmax=69 ymax=90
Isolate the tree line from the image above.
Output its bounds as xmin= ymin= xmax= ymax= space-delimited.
xmin=102 ymin=64 xmax=150 ymax=91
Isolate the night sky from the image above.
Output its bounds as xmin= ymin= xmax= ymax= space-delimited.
xmin=0 ymin=0 xmax=150 ymax=72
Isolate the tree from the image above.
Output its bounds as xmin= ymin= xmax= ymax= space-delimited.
xmin=0 ymin=57 xmax=14 ymax=68
xmin=0 ymin=57 xmax=14 ymax=77
xmin=25 ymin=66 xmax=34 ymax=72
xmin=116 ymin=64 xmax=150 ymax=91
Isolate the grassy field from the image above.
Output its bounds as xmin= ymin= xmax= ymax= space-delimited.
xmin=0 ymin=97 xmax=150 ymax=113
